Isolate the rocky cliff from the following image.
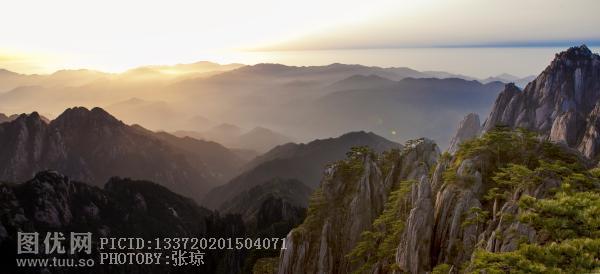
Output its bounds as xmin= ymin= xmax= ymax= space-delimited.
xmin=0 ymin=107 xmax=245 ymax=201
xmin=277 ymin=139 xmax=439 ymax=273
xmin=277 ymin=127 xmax=599 ymax=273
xmin=269 ymin=46 xmax=600 ymax=274
xmin=483 ymin=45 xmax=600 ymax=158
xmin=447 ymin=113 xmax=481 ymax=154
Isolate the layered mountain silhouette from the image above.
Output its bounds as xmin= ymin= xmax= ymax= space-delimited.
xmin=174 ymin=124 xmax=293 ymax=153
xmin=481 ymin=73 xmax=536 ymax=88
xmin=484 ymin=45 xmax=600 ymax=158
xmin=105 ymin=97 xmax=182 ymax=131
xmin=121 ymin=61 xmax=244 ymax=80
xmin=237 ymin=127 xmax=293 ymax=152
xmin=203 ymin=131 xmax=400 ymax=209
xmin=0 ymin=107 xmax=245 ymax=201
xmin=2 ymin=61 xmax=515 ymax=147
xmin=304 ymin=77 xmax=504 ymax=147
xmin=173 ymin=64 xmax=507 ymax=146
xmin=218 ymin=178 xmax=311 ymax=225
xmin=2 ymin=46 xmax=598 ymax=274
xmin=327 ymin=74 xmax=397 ymax=91
xmin=0 ymin=62 xmax=242 ymax=93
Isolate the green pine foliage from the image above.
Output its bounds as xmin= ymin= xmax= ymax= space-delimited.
xmin=461 ymin=207 xmax=489 ymax=228
xmin=446 ymin=127 xmax=583 ymax=188
xmin=519 ymin=191 xmax=600 ymax=241
xmin=471 ymin=186 xmax=600 ymax=273
xmin=338 ymin=146 xmax=373 ymax=182
xmin=346 ymin=180 xmax=415 ymax=273
xmin=302 ymin=187 xmax=327 ymax=230
xmin=301 ymin=146 xmax=374 ymax=231
xmin=379 ymin=148 xmax=401 ymax=176
xmin=290 ymin=145 xmax=380 ymax=254
xmin=432 ymin=263 xmax=452 ymax=274
xmin=446 ymin=128 xmax=600 ymax=273
xmin=469 ymin=238 xmax=600 ymax=273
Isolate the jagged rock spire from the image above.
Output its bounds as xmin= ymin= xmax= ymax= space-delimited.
xmin=448 ymin=113 xmax=481 ymax=154
xmin=483 ymin=45 xmax=600 ymax=158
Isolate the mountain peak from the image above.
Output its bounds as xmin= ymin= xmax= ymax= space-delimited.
xmin=448 ymin=113 xmax=481 ymax=154
xmin=11 ymin=111 xmax=42 ymax=122
xmin=562 ymin=44 xmax=592 ymax=57
xmin=503 ymin=82 xmax=521 ymax=92
xmin=32 ymin=170 xmax=70 ymax=185
xmin=552 ymin=44 xmax=597 ymax=64
xmin=53 ymin=106 xmax=121 ymax=126
xmin=0 ymin=68 xmax=20 ymax=76
xmin=484 ymin=46 xmax=600 ymax=157
xmin=0 ymin=111 xmax=48 ymax=125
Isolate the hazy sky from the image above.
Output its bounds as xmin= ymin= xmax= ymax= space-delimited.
xmin=1 ymin=0 xmax=599 ymax=74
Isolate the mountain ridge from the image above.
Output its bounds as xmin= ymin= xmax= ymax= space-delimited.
xmin=203 ymin=131 xmax=401 ymax=209
xmin=0 ymin=107 xmax=245 ymax=201
xmin=483 ymin=45 xmax=600 ymax=158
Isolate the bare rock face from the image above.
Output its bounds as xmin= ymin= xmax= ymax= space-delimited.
xmin=447 ymin=113 xmax=481 ymax=154
xmin=396 ymin=175 xmax=434 ymax=273
xmin=277 ymin=139 xmax=439 ymax=274
xmin=483 ymin=45 xmax=600 ymax=158
xmin=578 ymin=102 xmax=600 ymax=157
xmin=430 ymin=158 xmax=483 ymax=267
xmin=278 ymin=156 xmax=385 ymax=274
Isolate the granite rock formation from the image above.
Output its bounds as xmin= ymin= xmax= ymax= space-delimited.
xmin=447 ymin=113 xmax=481 ymax=154
xmin=483 ymin=45 xmax=600 ymax=158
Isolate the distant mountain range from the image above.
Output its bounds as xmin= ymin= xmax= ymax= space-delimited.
xmin=481 ymin=73 xmax=536 ymax=87
xmin=173 ymin=65 xmax=508 ymax=148
xmin=326 ymin=74 xmax=397 ymax=91
xmin=1 ymin=61 xmax=533 ymax=148
xmin=0 ymin=107 xmax=245 ymax=202
xmin=203 ymin=131 xmax=400 ymax=209
xmin=0 ymin=61 xmax=244 ymax=93
xmin=105 ymin=97 xmax=182 ymax=131
xmin=174 ymin=124 xmax=294 ymax=153
xmin=301 ymin=77 xmax=505 ymax=147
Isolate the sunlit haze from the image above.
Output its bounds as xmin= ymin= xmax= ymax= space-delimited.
xmin=1 ymin=0 xmax=599 ymax=76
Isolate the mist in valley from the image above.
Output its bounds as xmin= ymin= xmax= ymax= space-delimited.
xmin=0 ymin=61 xmax=517 ymax=152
